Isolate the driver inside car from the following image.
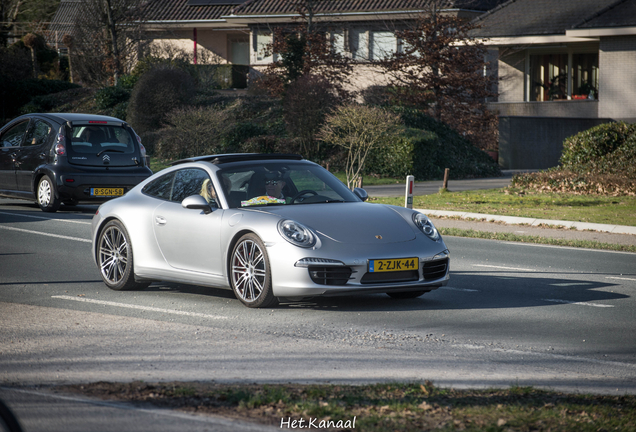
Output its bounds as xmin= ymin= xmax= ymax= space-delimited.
xmin=241 ymin=170 xmax=291 ymax=207
xmin=264 ymin=171 xmax=287 ymax=200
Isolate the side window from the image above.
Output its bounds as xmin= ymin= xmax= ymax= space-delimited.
xmin=1 ymin=120 xmax=29 ymax=148
xmin=142 ymin=171 xmax=175 ymax=200
xmin=24 ymin=119 xmax=54 ymax=147
xmin=171 ymin=168 xmax=215 ymax=204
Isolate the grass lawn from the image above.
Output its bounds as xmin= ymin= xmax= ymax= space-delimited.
xmin=370 ymin=188 xmax=636 ymax=227
xmin=58 ymin=381 xmax=636 ymax=432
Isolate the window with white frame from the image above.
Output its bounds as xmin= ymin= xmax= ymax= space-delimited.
xmin=370 ymin=31 xmax=397 ymax=61
xmin=255 ymin=30 xmax=273 ymax=63
xmin=349 ymin=28 xmax=369 ymax=61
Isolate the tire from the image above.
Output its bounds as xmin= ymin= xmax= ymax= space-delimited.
xmin=386 ymin=290 xmax=428 ymax=299
xmin=0 ymin=398 xmax=23 ymax=432
xmin=230 ymin=233 xmax=278 ymax=308
xmin=37 ymin=175 xmax=61 ymax=212
xmin=97 ymin=220 xmax=149 ymax=291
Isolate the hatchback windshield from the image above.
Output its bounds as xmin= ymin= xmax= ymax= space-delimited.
xmin=217 ymin=162 xmax=359 ymax=208
xmin=69 ymin=125 xmax=137 ymax=155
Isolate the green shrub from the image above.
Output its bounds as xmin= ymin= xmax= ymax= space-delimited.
xmin=3 ymin=79 xmax=79 ymax=118
xmin=155 ymin=106 xmax=231 ymax=160
xmin=513 ymin=122 xmax=636 ymax=196
xmin=127 ymin=67 xmax=196 ymax=134
xmin=223 ymin=122 xmax=268 ymax=150
xmin=363 ymin=108 xmax=501 ymax=180
xmin=118 ymin=75 xmax=139 ymax=91
xmin=94 ymin=86 xmax=130 ymax=110
xmin=560 ymin=121 xmax=636 ymax=170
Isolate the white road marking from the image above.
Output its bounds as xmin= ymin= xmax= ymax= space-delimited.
xmin=607 ymin=276 xmax=636 ymax=282
xmin=0 ymin=225 xmax=91 ymax=243
xmin=52 ymin=295 xmax=229 ymax=320
xmin=542 ymin=298 xmax=614 ymax=308
xmin=0 ymin=210 xmax=91 ymax=224
xmin=474 ymin=264 xmax=536 ymax=272
xmin=440 ymin=286 xmax=479 ymax=292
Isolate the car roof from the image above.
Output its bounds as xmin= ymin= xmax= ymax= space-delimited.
xmin=171 ymin=153 xmax=304 ymax=166
xmin=32 ymin=113 xmax=125 ymax=124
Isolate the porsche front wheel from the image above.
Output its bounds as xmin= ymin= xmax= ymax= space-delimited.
xmin=230 ymin=233 xmax=278 ymax=308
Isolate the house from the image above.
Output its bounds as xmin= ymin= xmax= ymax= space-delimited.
xmin=472 ymin=0 xmax=636 ymax=169
xmin=47 ymin=0 xmax=506 ymax=85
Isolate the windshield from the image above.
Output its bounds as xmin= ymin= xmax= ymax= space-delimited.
xmin=217 ymin=162 xmax=359 ymax=209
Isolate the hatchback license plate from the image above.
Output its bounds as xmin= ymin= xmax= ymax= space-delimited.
xmin=369 ymin=257 xmax=418 ymax=273
xmin=91 ymin=187 xmax=124 ymax=197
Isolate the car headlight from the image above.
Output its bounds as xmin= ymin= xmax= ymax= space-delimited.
xmin=413 ymin=213 xmax=440 ymax=241
xmin=278 ymin=219 xmax=316 ymax=248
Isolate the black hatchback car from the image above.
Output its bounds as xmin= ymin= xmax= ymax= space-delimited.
xmin=0 ymin=113 xmax=152 ymax=212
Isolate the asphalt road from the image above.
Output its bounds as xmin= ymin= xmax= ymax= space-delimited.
xmin=1 ymin=197 xmax=635 ymax=430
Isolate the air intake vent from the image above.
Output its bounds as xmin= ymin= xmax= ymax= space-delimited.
xmin=360 ymin=270 xmax=418 ymax=284
xmin=422 ymin=258 xmax=448 ymax=281
xmin=308 ymin=266 xmax=353 ymax=286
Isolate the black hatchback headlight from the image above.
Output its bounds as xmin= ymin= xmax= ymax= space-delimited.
xmin=412 ymin=213 xmax=440 ymax=241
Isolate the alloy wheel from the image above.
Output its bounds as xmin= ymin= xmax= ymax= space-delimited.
xmin=231 ymin=239 xmax=267 ymax=303
xmin=99 ymin=225 xmax=130 ymax=286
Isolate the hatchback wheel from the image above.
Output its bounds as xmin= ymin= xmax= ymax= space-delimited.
xmin=37 ymin=175 xmax=61 ymax=212
xmin=230 ymin=233 xmax=277 ymax=308
xmin=97 ymin=220 xmax=149 ymax=291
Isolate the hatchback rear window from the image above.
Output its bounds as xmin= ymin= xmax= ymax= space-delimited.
xmin=69 ymin=125 xmax=136 ymax=155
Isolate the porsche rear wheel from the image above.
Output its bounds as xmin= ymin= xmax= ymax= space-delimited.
xmin=97 ymin=220 xmax=149 ymax=291
xmin=230 ymin=233 xmax=278 ymax=308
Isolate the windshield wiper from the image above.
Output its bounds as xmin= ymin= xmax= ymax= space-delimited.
xmin=96 ymin=148 xmax=125 ymax=156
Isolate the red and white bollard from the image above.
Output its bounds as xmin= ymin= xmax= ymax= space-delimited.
xmin=405 ymin=175 xmax=414 ymax=209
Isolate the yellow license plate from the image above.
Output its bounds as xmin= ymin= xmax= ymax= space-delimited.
xmin=369 ymin=257 xmax=419 ymax=273
xmin=91 ymin=187 xmax=124 ymax=197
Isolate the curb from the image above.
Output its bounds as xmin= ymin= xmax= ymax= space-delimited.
xmin=415 ymin=209 xmax=636 ymax=236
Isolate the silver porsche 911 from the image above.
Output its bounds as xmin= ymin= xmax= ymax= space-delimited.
xmin=91 ymin=154 xmax=450 ymax=308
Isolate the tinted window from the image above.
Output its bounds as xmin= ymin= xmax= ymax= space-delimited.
xmin=171 ymin=168 xmax=214 ymax=204
xmin=142 ymin=172 xmax=175 ymax=200
xmin=1 ymin=121 xmax=29 ymax=148
xmin=24 ymin=119 xmax=54 ymax=147
xmin=69 ymin=125 xmax=136 ymax=155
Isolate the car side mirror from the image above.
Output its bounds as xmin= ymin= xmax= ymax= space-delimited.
xmin=353 ymin=187 xmax=368 ymax=202
xmin=182 ymin=195 xmax=214 ymax=214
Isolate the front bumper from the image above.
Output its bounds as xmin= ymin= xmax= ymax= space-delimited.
xmin=267 ymin=239 xmax=450 ymax=297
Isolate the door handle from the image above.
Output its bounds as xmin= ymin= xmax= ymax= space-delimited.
xmin=39 ymin=153 xmax=46 ymax=159
xmin=155 ymin=216 xmax=167 ymax=225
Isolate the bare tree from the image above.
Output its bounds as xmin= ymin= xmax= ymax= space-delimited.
xmin=0 ymin=0 xmax=24 ymax=46
xmin=71 ymin=0 xmax=149 ymax=85
xmin=258 ymin=0 xmax=353 ymax=99
xmin=380 ymin=4 xmax=498 ymax=150
xmin=22 ymin=32 xmax=37 ymax=77
xmin=319 ymin=104 xmax=401 ymax=189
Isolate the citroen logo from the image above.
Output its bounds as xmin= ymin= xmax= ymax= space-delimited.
xmin=103 ymin=154 xmax=111 ymax=162
xmin=375 ymin=235 xmax=382 ymax=239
